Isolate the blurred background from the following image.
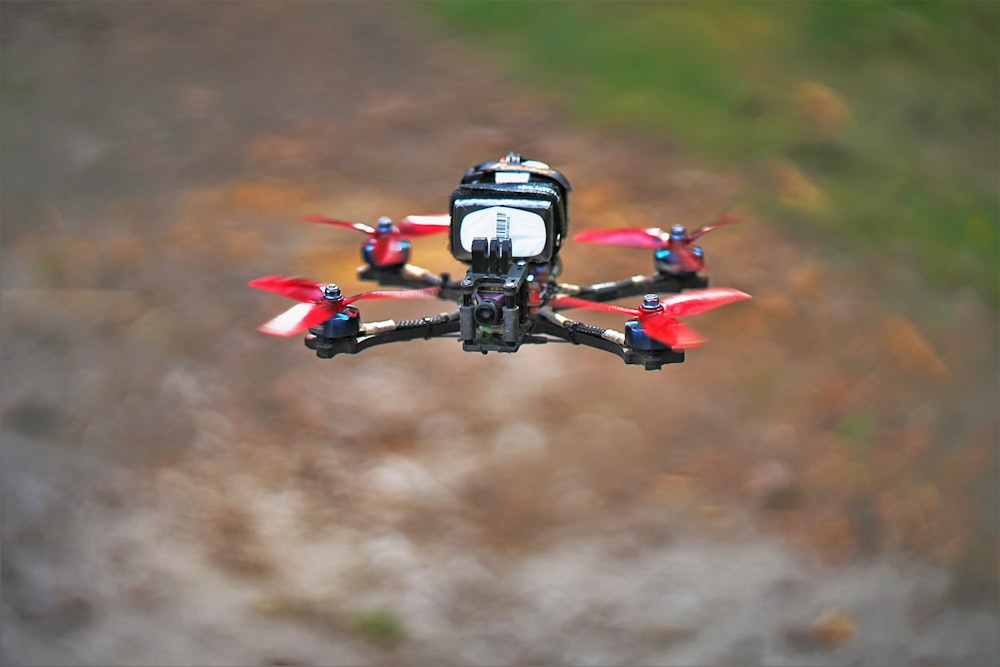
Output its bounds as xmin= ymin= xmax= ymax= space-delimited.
xmin=1 ymin=2 xmax=996 ymax=665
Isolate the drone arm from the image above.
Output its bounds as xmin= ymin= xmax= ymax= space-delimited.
xmin=556 ymin=272 xmax=708 ymax=303
xmin=360 ymin=311 xmax=459 ymax=337
xmin=534 ymin=307 xmax=684 ymax=370
xmin=537 ymin=306 xmax=626 ymax=346
xmin=357 ymin=264 xmax=465 ymax=300
xmin=306 ymin=310 xmax=461 ymax=358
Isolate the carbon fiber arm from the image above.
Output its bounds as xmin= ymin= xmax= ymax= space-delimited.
xmin=357 ymin=264 xmax=466 ymax=300
xmin=555 ymin=272 xmax=708 ymax=303
xmin=533 ymin=307 xmax=684 ymax=370
xmin=358 ymin=264 xmax=707 ymax=305
xmin=305 ymin=311 xmax=461 ymax=358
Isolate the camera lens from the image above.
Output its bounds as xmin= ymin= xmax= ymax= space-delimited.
xmin=473 ymin=301 xmax=502 ymax=326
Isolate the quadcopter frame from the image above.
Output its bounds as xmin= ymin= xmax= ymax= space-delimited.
xmin=253 ymin=154 xmax=745 ymax=371
xmin=305 ymin=262 xmax=707 ymax=371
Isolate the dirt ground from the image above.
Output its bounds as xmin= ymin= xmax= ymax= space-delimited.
xmin=1 ymin=3 xmax=997 ymax=666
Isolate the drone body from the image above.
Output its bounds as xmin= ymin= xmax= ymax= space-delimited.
xmin=250 ymin=153 xmax=749 ymax=370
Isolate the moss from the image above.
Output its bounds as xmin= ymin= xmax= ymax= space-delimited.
xmin=351 ymin=608 xmax=406 ymax=647
xmin=425 ymin=1 xmax=1000 ymax=304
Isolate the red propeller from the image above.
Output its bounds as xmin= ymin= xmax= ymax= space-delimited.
xmin=249 ymin=275 xmax=440 ymax=337
xmin=573 ymin=215 xmax=741 ymax=248
xmin=305 ymin=214 xmax=451 ymax=266
xmin=550 ymin=287 xmax=750 ymax=349
xmin=573 ymin=215 xmax=740 ymax=273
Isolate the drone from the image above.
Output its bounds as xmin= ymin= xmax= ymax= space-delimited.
xmin=249 ymin=153 xmax=750 ymax=370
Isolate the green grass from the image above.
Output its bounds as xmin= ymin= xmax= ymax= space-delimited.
xmin=351 ymin=607 xmax=406 ymax=646
xmin=425 ymin=1 xmax=999 ymax=304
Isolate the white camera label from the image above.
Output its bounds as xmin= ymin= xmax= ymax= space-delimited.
xmin=460 ymin=206 xmax=547 ymax=257
xmin=495 ymin=171 xmax=531 ymax=184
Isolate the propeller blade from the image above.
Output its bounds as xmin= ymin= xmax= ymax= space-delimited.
xmin=672 ymin=246 xmax=705 ymax=273
xmin=660 ymin=288 xmax=751 ymax=318
xmin=687 ymin=214 xmax=742 ymax=242
xmin=640 ymin=312 xmax=705 ymax=349
xmin=670 ymin=320 xmax=706 ymax=349
xmin=396 ymin=214 xmax=452 ymax=236
xmin=343 ymin=286 xmax=441 ymax=306
xmin=552 ymin=289 xmax=749 ymax=349
xmin=370 ymin=236 xmax=409 ymax=266
xmin=303 ymin=215 xmax=376 ymax=236
xmin=248 ymin=276 xmax=323 ymax=303
xmin=572 ymin=227 xmax=666 ymax=249
xmin=549 ymin=296 xmax=640 ymax=317
xmin=258 ymin=302 xmax=336 ymax=337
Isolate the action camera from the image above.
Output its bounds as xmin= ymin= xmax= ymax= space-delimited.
xmin=450 ymin=154 xmax=572 ymax=353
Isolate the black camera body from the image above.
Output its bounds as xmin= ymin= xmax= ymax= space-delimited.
xmin=450 ymin=154 xmax=571 ymax=353
xmin=449 ymin=155 xmax=570 ymax=265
